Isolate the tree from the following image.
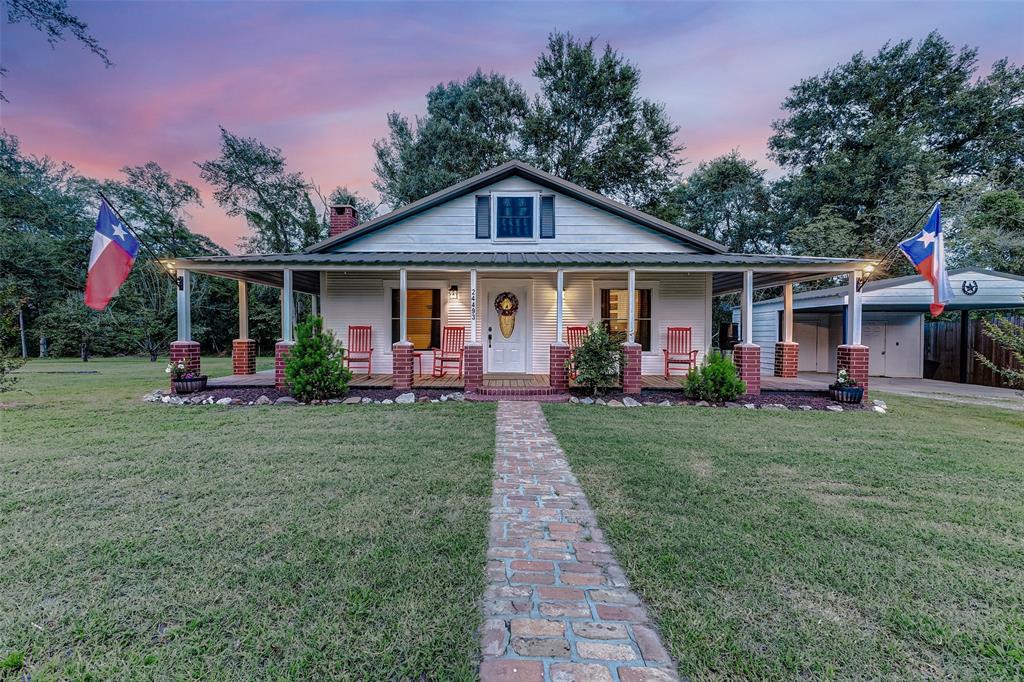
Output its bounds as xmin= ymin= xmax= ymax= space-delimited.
xmin=284 ymin=316 xmax=352 ymax=401
xmin=665 ymin=151 xmax=773 ymax=253
xmin=197 ymin=127 xmax=320 ymax=253
xmin=769 ymin=32 xmax=1024 ymax=257
xmin=2 ymin=0 xmax=111 ymax=101
xmin=328 ymin=186 xmax=379 ymax=224
xmin=962 ymin=189 xmax=1024 ymax=275
xmin=524 ymin=33 xmax=682 ymax=212
xmin=975 ymin=315 xmax=1024 ymax=388
xmin=373 ymin=70 xmax=529 ymax=207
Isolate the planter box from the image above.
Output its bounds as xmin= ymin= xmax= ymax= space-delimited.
xmin=828 ymin=384 xmax=864 ymax=404
xmin=173 ymin=376 xmax=208 ymax=394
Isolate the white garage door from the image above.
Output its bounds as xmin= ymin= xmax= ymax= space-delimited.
xmin=862 ymin=314 xmax=923 ymax=378
xmin=794 ymin=314 xmax=830 ymax=372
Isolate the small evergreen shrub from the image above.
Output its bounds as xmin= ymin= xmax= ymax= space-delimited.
xmin=569 ymin=323 xmax=625 ymax=395
xmin=684 ymin=351 xmax=746 ymax=402
xmin=285 ymin=317 xmax=352 ymax=402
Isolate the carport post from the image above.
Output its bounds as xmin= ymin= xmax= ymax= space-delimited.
xmin=176 ymin=269 xmax=191 ymax=342
xmin=281 ymin=269 xmax=294 ymax=343
xmin=847 ymin=270 xmax=862 ymax=345
xmin=238 ymin=280 xmax=248 ymax=340
xmin=741 ymin=270 xmax=754 ymax=344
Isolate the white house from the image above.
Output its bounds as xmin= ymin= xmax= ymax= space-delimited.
xmin=733 ymin=268 xmax=1024 ymax=379
xmin=171 ymin=161 xmax=874 ymax=397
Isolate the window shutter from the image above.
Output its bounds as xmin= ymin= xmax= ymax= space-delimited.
xmin=540 ymin=195 xmax=555 ymax=238
xmin=475 ymin=196 xmax=490 ymax=239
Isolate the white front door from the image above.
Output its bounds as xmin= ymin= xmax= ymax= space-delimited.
xmin=862 ymin=320 xmax=886 ymax=376
xmin=486 ymin=286 xmax=528 ymax=373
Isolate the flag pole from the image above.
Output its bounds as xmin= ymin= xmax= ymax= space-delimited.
xmin=97 ymin=190 xmax=183 ymax=290
xmin=857 ymin=196 xmax=944 ymax=291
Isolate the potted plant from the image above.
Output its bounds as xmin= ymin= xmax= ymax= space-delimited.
xmin=828 ymin=368 xmax=863 ymax=404
xmin=166 ymin=360 xmax=207 ymax=394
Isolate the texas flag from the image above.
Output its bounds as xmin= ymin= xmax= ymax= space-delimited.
xmin=898 ymin=203 xmax=953 ymax=316
xmin=85 ymin=200 xmax=140 ymax=310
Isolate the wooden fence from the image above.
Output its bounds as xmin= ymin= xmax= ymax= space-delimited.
xmin=924 ymin=313 xmax=1022 ymax=387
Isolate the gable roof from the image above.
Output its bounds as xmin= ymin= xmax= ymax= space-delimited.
xmin=305 ymin=160 xmax=728 ymax=254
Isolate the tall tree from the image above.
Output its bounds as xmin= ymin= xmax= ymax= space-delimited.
xmin=198 ymin=127 xmax=319 ymax=253
xmin=2 ymin=0 xmax=112 ymax=101
xmin=665 ymin=151 xmax=773 ymax=253
xmin=961 ymin=189 xmax=1024 ymax=275
xmin=373 ymin=70 xmax=529 ymax=207
xmin=524 ymin=32 xmax=682 ymax=212
xmin=769 ymin=32 xmax=1024 ymax=258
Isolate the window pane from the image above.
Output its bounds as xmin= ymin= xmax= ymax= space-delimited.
xmin=391 ymin=288 xmax=441 ymax=350
xmin=636 ymin=319 xmax=651 ymax=351
xmin=600 ymin=288 xmax=652 ymax=351
xmin=496 ymin=196 xmax=534 ymax=238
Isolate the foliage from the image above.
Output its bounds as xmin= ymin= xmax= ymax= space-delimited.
xmin=524 ymin=32 xmax=681 ymax=212
xmin=832 ymin=368 xmax=858 ymax=389
xmin=962 ymin=189 xmax=1024 ymax=275
xmin=684 ymin=351 xmax=746 ymax=402
xmin=197 ymin=127 xmax=323 ymax=253
xmin=374 ymin=33 xmax=681 ymax=212
xmin=164 ymin=359 xmax=201 ymax=381
xmin=975 ymin=315 xmax=1024 ymax=388
xmin=664 ymin=151 xmax=774 ymax=252
xmin=327 ymin=186 xmax=379 ymax=224
xmin=373 ymin=70 xmax=529 ymax=207
xmin=568 ymin=323 xmax=624 ymax=395
xmin=2 ymin=0 xmax=111 ymax=101
xmin=284 ymin=316 xmax=352 ymax=401
xmin=768 ymin=32 xmax=1024 ymax=258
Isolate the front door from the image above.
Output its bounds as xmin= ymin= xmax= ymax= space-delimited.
xmin=486 ymin=286 xmax=528 ymax=373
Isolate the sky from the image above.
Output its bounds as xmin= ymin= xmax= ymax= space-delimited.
xmin=2 ymin=1 xmax=1022 ymax=252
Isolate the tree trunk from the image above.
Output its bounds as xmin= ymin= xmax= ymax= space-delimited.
xmin=80 ymin=343 xmax=89 ymax=362
xmin=19 ymin=307 xmax=28 ymax=359
xmin=39 ymin=335 xmax=48 ymax=358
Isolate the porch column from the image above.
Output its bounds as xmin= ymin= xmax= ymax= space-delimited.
xmin=621 ymin=269 xmax=641 ymax=394
xmin=734 ymin=269 xmax=761 ymax=395
xmin=170 ymin=268 xmax=200 ymax=391
xmin=392 ymin=268 xmax=414 ymax=391
xmin=232 ymin=280 xmax=255 ymax=376
xmin=310 ymin=292 xmax=318 ymax=318
xmin=275 ymin=269 xmax=295 ymax=390
xmin=837 ymin=270 xmax=869 ymax=398
xmin=549 ymin=268 xmax=569 ymax=392
xmin=774 ymin=281 xmax=798 ymax=378
xmin=465 ymin=269 xmax=483 ymax=392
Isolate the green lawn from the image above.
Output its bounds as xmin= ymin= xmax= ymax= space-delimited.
xmin=1 ymin=358 xmax=496 ymax=680
xmin=544 ymin=398 xmax=1024 ymax=680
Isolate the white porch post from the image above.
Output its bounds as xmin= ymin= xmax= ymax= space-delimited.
xmin=627 ymin=269 xmax=636 ymax=343
xmin=556 ymin=269 xmax=565 ymax=344
xmin=281 ymin=269 xmax=293 ymax=343
xmin=310 ymin=293 xmax=318 ymax=319
xmin=847 ymin=270 xmax=863 ymax=345
xmin=237 ymin=280 xmax=248 ymax=340
xmin=470 ymin=269 xmax=478 ymax=343
xmin=176 ymin=269 xmax=191 ymax=342
xmin=741 ymin=270 xmax=754 ymax=344
xmin=399 ymin=268 xmax=408 ymax=342
xmin=782 ymin=282 xmax=793 ymax=343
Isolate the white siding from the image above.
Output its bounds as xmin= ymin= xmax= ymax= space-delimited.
xmin=320 ymin=271 xmax=709 ymax=376
xmin=342 ymin=177 xmax=695 ymax=254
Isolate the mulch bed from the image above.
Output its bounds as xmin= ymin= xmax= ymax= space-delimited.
xmin=161 ymin=386 xmax=461 ymax=404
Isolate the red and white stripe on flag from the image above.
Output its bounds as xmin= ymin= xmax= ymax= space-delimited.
xmin=84 ymin=200 xmax=141 ymax=310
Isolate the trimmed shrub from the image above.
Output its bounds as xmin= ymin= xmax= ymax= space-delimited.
xmin=285 ymin=316 xmax=352 ymax=402
xmin=684 ymin=351 xmax=746 ymax=402
xmin=569 ymin=323 xmax=624 ymax=395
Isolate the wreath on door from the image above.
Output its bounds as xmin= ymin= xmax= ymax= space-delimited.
xmin=494 ymin=292 xmax=519 ymax=338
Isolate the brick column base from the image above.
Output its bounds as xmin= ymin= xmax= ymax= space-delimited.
xmin=464 ymin=343 xmax=483 ymax=392
xmin=621 ymin=342 xmax=642 ymax=395
xmin=836 ymin=344 xmax=869 ymax=399
xmin=232 ymin=339 xmax=256 ymax=375
xmin=274 ymin=341 xmax=295 ymax=391
xmin=392 ymin=341 xmax=414 ymax=391
xmin=774 ymin=341 xmax=798 ymax=378
xmin=733 ymin=343 xmax=761 ymax=396
xmin=548 ymin=343 xmax=570 ymax=391
xmin=169 ymin=341 xmax=200 ymax=393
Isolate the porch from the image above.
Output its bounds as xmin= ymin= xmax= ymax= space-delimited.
xmin=172 ymin=251 xmax=876 ymax=397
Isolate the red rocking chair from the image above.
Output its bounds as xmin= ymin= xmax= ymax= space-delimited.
xmin=662 ymin=326 xmax=699 ymax=378
xmin=345 ymin=325 xmax=373 ymax=375
xmin=566 ymin=325 xmax=589 ymax=381
xmin=432 ymin=326 xmax=466 ymax=378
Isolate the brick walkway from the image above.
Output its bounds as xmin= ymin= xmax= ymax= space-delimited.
xmin=480 ymin=401 xmax=678 ymax=682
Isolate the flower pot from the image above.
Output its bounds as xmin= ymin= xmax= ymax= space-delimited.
xmin=173 ymin=375 xmax=208 ymax=394
xmin=828 ymin=384 xmax=863 ymax=404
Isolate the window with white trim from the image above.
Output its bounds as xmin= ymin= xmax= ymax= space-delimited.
xmin=492 ymin=194 xmax=538 ymax=240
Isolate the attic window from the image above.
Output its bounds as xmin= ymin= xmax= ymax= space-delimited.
xmin=493 ymin=194 xmax=537 ymax=240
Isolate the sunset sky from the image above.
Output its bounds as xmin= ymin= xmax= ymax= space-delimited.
xmin=3 ymin=1 xmax=1022 ymax=252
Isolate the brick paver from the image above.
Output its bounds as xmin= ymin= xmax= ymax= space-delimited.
xmin=480 ymin=401 xmax=678 ymax=681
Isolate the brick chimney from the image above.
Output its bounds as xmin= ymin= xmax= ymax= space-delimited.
xmin=329 ymin=204 xmax=358 ymax=238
